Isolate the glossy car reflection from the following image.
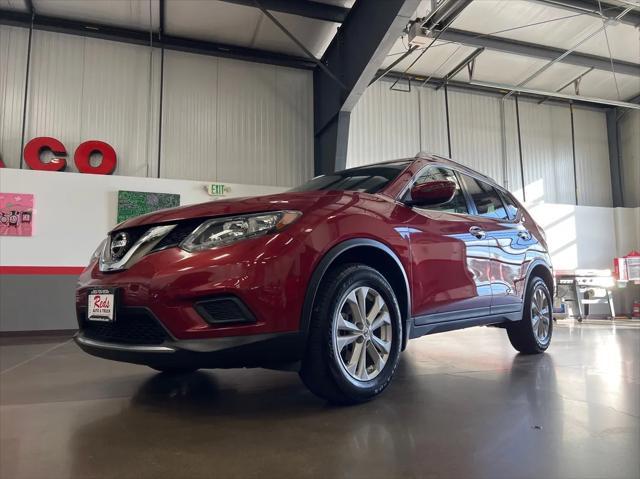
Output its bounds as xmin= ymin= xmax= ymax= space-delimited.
xmin=75 ymin=153 xmax=554 ymax=403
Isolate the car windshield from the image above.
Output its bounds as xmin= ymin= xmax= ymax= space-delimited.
xmin=290 ymin=161 xmax=411 ymax=194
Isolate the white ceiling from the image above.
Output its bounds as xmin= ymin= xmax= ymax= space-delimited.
xmin=387 ymin=0 xmax=640 ymax=102
xmin=165 ymin=0 xmax=339 ymax=58
xmin=3 ymin=0 xmax=638 ymax=102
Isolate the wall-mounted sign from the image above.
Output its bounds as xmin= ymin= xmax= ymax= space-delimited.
xmin=0 ymin=193 xmax=34 ymax=237
xmin=117 ymin=190 xmax=180 ymax=223
xmin=206 ymin=183 xmax=230 ymax=196
xmin=0 ymin=137 xmax=117 ymax=175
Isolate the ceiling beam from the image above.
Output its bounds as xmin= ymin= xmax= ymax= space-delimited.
xmin=435 ymin=28 xmax=640 ymax=77
xmin=0 ymin=9 xmax=315 ymax=70
xmin=534 ymin=0 xmax=640 ymax=27
xmin=218 ymin=0 xmax=349 ymax=23
xmin=314 ymin=0 xmax=421 ymax=175
xmin=380 ymin=69 xmax=640 ymax=110
xmin=435 ymin=47 xmax=484 ymax=88
xmin=423 ymin=0 xmax=473 ymax=29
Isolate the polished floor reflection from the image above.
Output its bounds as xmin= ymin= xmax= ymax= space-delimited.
xmin=1 ymin=322 xmax=639 ymax=479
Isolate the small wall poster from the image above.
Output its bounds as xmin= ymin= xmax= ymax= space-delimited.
xmin=117 ymin=190 xmax=180 ymax=223
xmin=0 ymin=193 xmax=34 ymax=237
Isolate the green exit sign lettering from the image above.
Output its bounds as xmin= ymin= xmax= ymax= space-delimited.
xmin=207 ymin=183 xmax=228 ymax=196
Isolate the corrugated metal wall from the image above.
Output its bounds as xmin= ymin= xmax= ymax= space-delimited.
xmin=619 ymin=110 xmax=640 ymax=208
xmin=573 ymin=106 xmax=612 ymax=207
xmin=25 ymin=31 xmax=161 ymax=177
xmin=162 ymin=51 xmax=312 ymax=187
xmin=419 ymin=86 xmax=449 ymax=158
xmin=347 ymin=80 xmax=612 ymax=207
xmin=518 ymin=99 xmax=575 ymax=205
xmin=0 ymin=25 xmax=313 ymax=187
xmin=347 ymin=79 xmax=420 ymax=167
xmin=448 ymin=90 xmax=521 ymax=195
xmin=161 ymin=50 xmax=219 ymax=182
xmin=0 ymin=25 xmax=29 ymax=168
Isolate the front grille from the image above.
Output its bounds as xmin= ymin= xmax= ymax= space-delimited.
xmin=80 ymin=308 xmax=170 ymax=345
xmin=194 ymin=297 xmax=256 ymax=324
xmin=106 ymin=226 xmax=148 ymax=260
xmin=152 ymin=219 xmax=201 ymax=251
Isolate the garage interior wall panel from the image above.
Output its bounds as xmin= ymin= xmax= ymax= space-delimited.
xmin=25 ymin=30 xmax=84 ymax=169
xmin=162 ymin=52 xmax=312 ymax=187
xmin=217 ymin=59 xmax=280 ymax=185
xmin=502 ymin=98 xmax=523 ymax=198
xmin=79 ymin=38 xmax=161 ymax=178
xmin=7 ymin=30 xmax=312 ymax=186
xmin=274 ymin=67 xmax=313 ymax=186
xmin=0 ymin=25 xmax=28 ymax=168
xmin=160 ymin=50 xmax=219 ymax=182
xmin=518 ymin=100 xmax=575 ymax=205
xmin=448 ymin=90 xmax=520 ymax=190
xmin=418 ymin=86 xmax=448 ymax=158
xmin=347 ymin=79 xmax=420 ymax=167
xmin=572 ymin=107 xmax=612 ymax=207
xmin=24 ymin=30 xmax=160 ymax=177
xmin=619 ymin=110 xmax=640 ymax=208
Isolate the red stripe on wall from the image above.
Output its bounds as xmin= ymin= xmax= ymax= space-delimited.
xmin=0 ymin=266 xmax=85 ymax=275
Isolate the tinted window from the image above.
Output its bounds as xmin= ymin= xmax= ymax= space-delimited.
xmin=290 ymin=161 xmax=410 ymax=194
xmin=460 ymin=175 xmax=508 ymax=220
xmin=410 ymin=166 xmax=468 ymax=214
xmin=498 ymin=190 xmax=519 ymax=219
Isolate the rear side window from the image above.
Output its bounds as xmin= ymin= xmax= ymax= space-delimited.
xmin=411 ymin=166 xmax=468 ymax=214
xmin=498 ymin=190 xmax=519 ymax=219
xmin=460 ymin=175 xmax=509 ymax=220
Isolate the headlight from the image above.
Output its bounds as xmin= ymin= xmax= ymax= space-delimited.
xmin=180 ymin=211 xmax=302 ymax=252
xmin=90 ymin=238 xmax=107 ymax=263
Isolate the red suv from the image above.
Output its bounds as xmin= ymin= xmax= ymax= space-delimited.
xmin=76 ymin=154 xmax=554 ymax=403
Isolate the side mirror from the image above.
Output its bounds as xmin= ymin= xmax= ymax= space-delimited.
xmin=408 ymin=180 xmax=457 ymax=206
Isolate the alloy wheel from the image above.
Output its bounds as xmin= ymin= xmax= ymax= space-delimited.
xmin=332 ymin=286 xmax=393 ymax=381
xmin=531 ymin=286 xmax=551 ymax=344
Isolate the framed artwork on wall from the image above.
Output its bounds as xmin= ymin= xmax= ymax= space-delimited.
xmin=117 ymin=190 xmax=180 ymax=223
xmin=0 ymin=193 xmax=34 ymax=237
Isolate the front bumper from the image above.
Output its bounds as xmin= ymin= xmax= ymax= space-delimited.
xmin=76 ymin=231 xmax=310 ymax=341
xmin=75 ymin=330 xmax=304 ymax=369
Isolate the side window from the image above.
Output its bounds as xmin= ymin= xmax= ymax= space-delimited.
xmin=460 ymin=175 xmax=509 ymax=220
xmin=498 ymin=190 xmax=519 ymax=220
xmin=411 ymin=166 xmax=468 ymax=214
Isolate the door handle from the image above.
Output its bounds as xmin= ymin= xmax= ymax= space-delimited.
xmin=517 ymin=230 xmax=531 ymax=240
xmin=469 ymin=226 xmax=486 ymax=239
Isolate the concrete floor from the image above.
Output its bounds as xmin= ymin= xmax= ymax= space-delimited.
xmin=1 ymin=322 xmax=639 ymax=479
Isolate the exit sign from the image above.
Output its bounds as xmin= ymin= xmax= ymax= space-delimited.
xmin=207 ymin=183 xmax=229 ymax=196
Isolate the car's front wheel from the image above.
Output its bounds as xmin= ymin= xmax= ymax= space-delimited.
xmin=300 ymin=264 xmax=402 ymax=404
xmin=506 ymin=276 xmax=553 ymax=354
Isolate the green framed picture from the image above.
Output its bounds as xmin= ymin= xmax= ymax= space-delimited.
xmin=117 ymin=190 xmax=180 ymax=223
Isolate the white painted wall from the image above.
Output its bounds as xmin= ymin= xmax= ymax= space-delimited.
xmin=2 ymin=169 xmax=635 ymax=272
xmin=0 ymin=25 xmax=313 ymax=187
xmin=0 ymin=168 xmax=285 ymax=268
xmin=526 ymin=202 xmax=639 ymax=271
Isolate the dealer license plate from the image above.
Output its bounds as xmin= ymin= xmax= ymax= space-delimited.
xmin=87 ymin=288 xmax=116 ymax=322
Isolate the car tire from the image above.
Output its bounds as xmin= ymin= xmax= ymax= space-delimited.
xmin=149 ymin=366 xmax=199 ymax=374
xmin=299 ymin=263 xmax=402 ymax=404
xmin=506 ymin=276 xmax=553 ymax=354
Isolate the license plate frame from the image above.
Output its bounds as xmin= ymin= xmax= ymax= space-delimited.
xmin=87 ymin=288 xmax=117 ymax=322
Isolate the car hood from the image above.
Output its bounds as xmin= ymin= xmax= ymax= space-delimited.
xmin=113 ymin=190 xmax=366 ymax=231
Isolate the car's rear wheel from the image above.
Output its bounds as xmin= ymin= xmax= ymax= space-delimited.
xmin=506 ymin=276 xmax=553 ymax=354
xmin=299 ymin=264 xmax=402 ymax=404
